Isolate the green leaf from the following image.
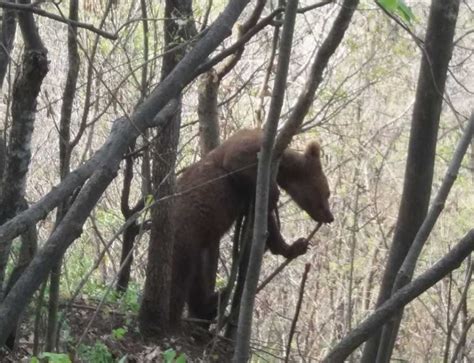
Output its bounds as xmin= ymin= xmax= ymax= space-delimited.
xmin=176 ymin=354 xmax=187 ymax=363
xmin=112 ymin=327 xmax=127 ymax=340
xmin=145 ymin=194 xmax=155 ymax=207
xmin=378 ymin=0 xmax=397 ymax=11
xmin=39 ymin=352 xmax=72 ymax=363
xmin=30 ymin=358 xmax=40 ymax=363
xmin=377 ymin=0 xmax=415 ymax=24
xmin=398 ymin=1 xmax=415 ymax=23
xmin=163 ymin=348 xmax=177 ymax=362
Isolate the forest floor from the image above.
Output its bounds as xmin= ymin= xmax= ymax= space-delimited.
xmin=0 ymin=298 xmax=233 ymax=362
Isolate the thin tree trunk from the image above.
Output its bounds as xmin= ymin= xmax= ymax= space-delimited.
xmin=197 ymin=0 xmax=267 ymax=154
xmin=116 ymin=0 xmax=150 ymax=294
xmin=274 ymin=0 xmax=359 ymax=157
xmin=0 ymin=0 xmax=16 ymax=89
xmin=3 ymin=200 xmax=37 ymax=349
xmin=233 ymin=0 xmax=298 ymax=359
xmin=285 ymin=263 xmax=311 ymax=363
xmin=198 ymin=69 xmax=220 ymax=155
xmin=224 ymin=203 xmax=253 ymax=340
xmin=45 ymin=0 xmax=80 ymax=351
xmin=361 ymin=1 xmax=461 ymax=360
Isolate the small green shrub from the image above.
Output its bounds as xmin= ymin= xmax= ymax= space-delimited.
xmin=77 ymin=342 xmax=113 ymax=363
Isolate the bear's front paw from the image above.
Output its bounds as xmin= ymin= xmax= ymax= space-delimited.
xmin=288 ymin=237 xmax=309 ymax=259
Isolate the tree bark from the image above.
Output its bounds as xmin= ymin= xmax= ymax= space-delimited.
xmin=138 ymin=0 xmax=198 ymax=335
xmin=361 ymin=1 xmax=461 ymax=361
xmin=116 ymin=0 xmax=150 ymax=295
xmin=45 ymin=0 xmax=80 ymax=351
xmin=198 ymin=69 xmax=220 ymax=156
xmin=0 ymin=0 xmax=48 ymax=296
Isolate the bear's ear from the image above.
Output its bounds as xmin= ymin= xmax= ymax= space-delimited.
xmin=305 ymin=141 xmax=321 ymax=160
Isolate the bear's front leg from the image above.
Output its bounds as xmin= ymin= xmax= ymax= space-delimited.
xmin=266 ymin=212 xmax=309 ymax=259
xmin=287 ymin=237 xmax=310 ymax=258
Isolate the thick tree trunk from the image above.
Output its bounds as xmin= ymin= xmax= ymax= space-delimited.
xmin=138 ymin=0 xmax=197 ymax=335
xmin=0 ymin=0 xmax=48 ymax=348
xmin=361 ymin=1 xmax=461 ymax=361
xmin=0 ymin=0 xmax=48 ymax=295
xmin=3 ymin=199 xmax=37 ymax=349
xmin=139 ymin=119 xmax=181 ymax=334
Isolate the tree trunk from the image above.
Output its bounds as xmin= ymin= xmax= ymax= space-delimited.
xmin=3 ymin=200 xmax=37 ymax=349
xmin=0 ymin=0 xmax=48 ymax=296
xmin=0 ymin=0 xmax=48 ymax=349
xmin=361 ymin=1 xmax=461 ymax=361
xmin=233 ymin=0 xmax=298 ymax=359
xmin=116 ymin=0 xmax=150 ymax=295
xmin=198 ymin=69 xmax=220 ymax=156
xmin=0 ymin=0 xmax=17 ymax=89
xmin=138 ymin=0 xmax=197 ymax=335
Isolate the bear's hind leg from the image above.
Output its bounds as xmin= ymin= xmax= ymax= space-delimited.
xmin=187 ymin=245 xmax=220 ymax=329
xmin=170 ymin=247 xmax=195 ymax=330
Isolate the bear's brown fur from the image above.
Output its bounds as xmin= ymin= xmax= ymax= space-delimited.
xmin=170 ymin=129 xmax=333 ymax=326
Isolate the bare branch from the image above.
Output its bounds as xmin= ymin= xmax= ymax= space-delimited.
xmin=274 ymin=0 xmax=359 ymax=157
xmin=285 ymin=263 xmax=311 ymax=363
xmin=377 ymin=111 xmax=474 ymax=360
xmin=322 ymin=229 xmax=474 ymax=363
xmin=0 ymin=1 xmax=117 ymax=40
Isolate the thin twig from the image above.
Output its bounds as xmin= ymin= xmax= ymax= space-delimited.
xmin=450 ymin=317 xmax=474 ymax=363
xmin=285 ymin=263 xmax=311 ymax=363
xmin=0 ymin=1 xmax=117 ymax=40
xmin=257 ymin=223 xmax=322 ymax=293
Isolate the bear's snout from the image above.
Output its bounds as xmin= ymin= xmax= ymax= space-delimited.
xmin=323 ymin=210 xmax=334 ymax=223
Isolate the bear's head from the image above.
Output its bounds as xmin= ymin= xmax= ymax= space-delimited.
xmin=277 ymin=142 xmax=334 ymax=224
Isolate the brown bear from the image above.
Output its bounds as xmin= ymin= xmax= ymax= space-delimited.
xmin=169 ymin=129 xmax=333 ymax=326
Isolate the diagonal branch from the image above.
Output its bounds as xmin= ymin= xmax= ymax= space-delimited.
xmin=376 ymin=111 xmax=474 ymax=360
xmin=322 ymin=229 xmax=474 ymax=363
